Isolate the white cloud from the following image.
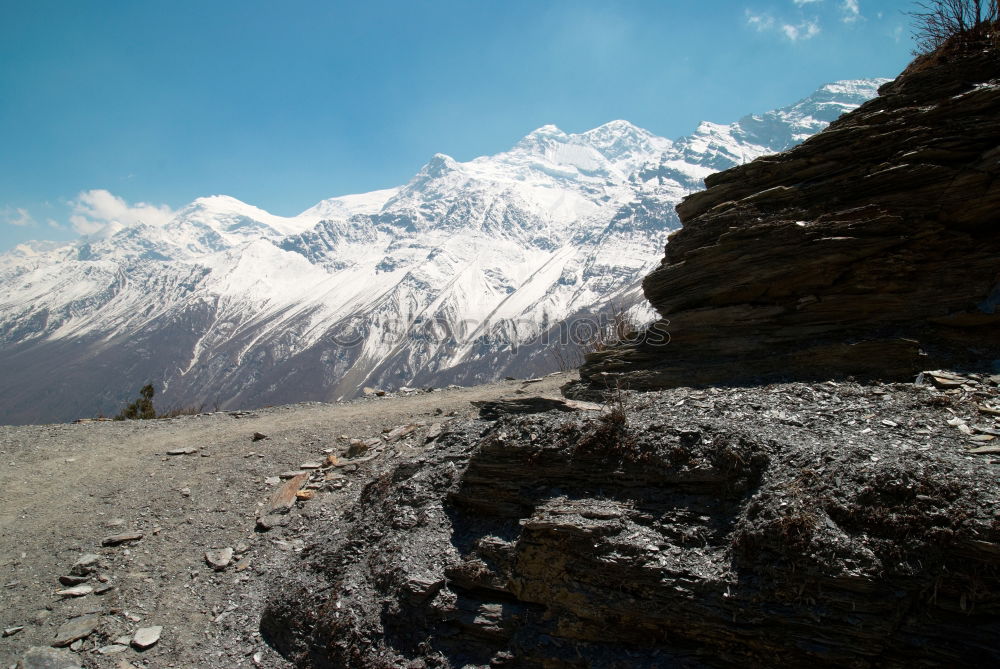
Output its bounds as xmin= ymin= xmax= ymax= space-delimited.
xmin=792 ymin=0 xmax=823 ymax=5
xmin=2 ymin=207 xmax=36 ymax=227
xmin=747 ymin=8 xmax=821 ymax=41
xmin=746 ymin=10 xmax=775 ymax=31
xmin=782 ymin=19 xmax=822 ymax=41
xmin=842 ymin=0 xmax=861 ymax=23
xmin=68 ymin=189 xmax=174 ymax=238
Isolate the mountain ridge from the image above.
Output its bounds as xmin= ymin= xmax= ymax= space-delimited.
xmin=0 ymin=78 xmax=888 ymax=424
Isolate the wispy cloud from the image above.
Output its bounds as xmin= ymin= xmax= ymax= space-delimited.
xmin=747 ymin=9 xmax=821 ymax=41
xmin=68 ymin=189 xmax=174 ymax=238
xmin=841 ymin=0 xmax=861 ymax=23
xmin=746 ymin=10 xmax=776 ymax=31
xmin=2 ymin=207 xmax=36 ymax=227
xmin=783 ymin=19 xmax=822 ymax=40
xmin=792 ymin=0 xmax=823 ymax=5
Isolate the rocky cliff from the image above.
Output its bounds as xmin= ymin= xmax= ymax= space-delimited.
xmin=572 ymin=42 xmax=1000 ymax=395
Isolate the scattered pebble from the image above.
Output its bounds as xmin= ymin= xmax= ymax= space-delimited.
xmin=16 ymin=646 xmax=82 ymax=668
xmin=51 ymin=613 xmax=100 ymax=647
xmin=97 ymin=643 xmax=130 ymax=655
xmin=55 ymin=585 xmax=93 ymax=598
xmin=101 ymin=532 xmax=144 ymax=547
xmin=69 ymin=553 xmax=101 ymax=576
xmin=131 ymin=625 xmax=163 ymax=650
xmin=205 ymin=547 xmax=234 ymax=571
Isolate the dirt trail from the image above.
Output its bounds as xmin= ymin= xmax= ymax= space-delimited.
xmin=0 ymin=373 xmax=576 ymax=668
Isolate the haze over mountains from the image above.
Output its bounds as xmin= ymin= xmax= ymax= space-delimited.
xmin=0 ymin=79 xmax=886 ymax=424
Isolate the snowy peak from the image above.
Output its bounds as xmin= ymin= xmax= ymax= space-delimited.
xmin=0 ymin=76 xmax=889 ymax=423
xmin=299 ymin=188 xmax=399 ymax=222
xmin=580 ymin=120 xmax=673 ymax=169
xmin=645 ymin=78 xmax=891 ymax=178
xmin=508 ymin=120 xmax=670 ymax=177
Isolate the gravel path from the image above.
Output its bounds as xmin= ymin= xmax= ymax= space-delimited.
xmin=0 ymin=372 xmax=576 ymax=668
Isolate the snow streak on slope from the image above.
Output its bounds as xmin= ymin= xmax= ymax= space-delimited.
xmin=0 ymin=79 xmax=888 ymax=423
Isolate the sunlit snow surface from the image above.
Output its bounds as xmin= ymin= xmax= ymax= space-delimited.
xmin=0 ymin=79 xmax=887 ymax=412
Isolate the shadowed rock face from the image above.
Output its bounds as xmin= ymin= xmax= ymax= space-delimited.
xmin=573 ymin=45 xmax=1000 ymax=396
xmin=260 ymin=379 xmax=1000 ymax=667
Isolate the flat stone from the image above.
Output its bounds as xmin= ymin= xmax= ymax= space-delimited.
xmin=166 ymin=447 xmax=198 ymax=455
xmin=131 ymin=625 xmax=162 ymax=650
xmin=298 ymin=462 xmax=323 ymax=469
xmin=265 ymin=473 xmax=308 ymax=516
xmin=925 ymin=372 xmax=968 ymax=388
xmin=94 ymin=583 xmax=115 ymax=595
xmin=384 ymin=423 xmax=421 ymax=443
xmin=278 ymin=470 xmax=306 ymax=479
xmin=101 ymin=532 xmax=143 ymax=547
xmin=58 ymin=574 xmax=89 ymax=586
xmin=69 ymin=553 xmax=101 ymax=576
xmin=251 ymin=432 xmax=268 ymax=442
xmin=205 ymin=547 xmax=234 ymax=571
xmin=56 ymin=585 xmax=93 ymax=597
xmin=346 ymin=439 xmax=369 ymax=458
xmin=4 ymin=626 xmax=24 ymax=637
xmin=97 ymin=644 xmax=129 ymax=655
xmin=256 ymin=514 xmax=291 ymax=531
xmin=16 ymin=646 xmax=82 ymax=669
xmin=425 ymin=423 xmax=444 ymax=443
xmin=51 ymin=613 xmax=100 ymax=647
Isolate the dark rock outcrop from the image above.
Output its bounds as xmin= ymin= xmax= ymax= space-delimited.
xmin=261 ymin=378 xmax=1000 ymax=667
xmin=574 ymin=44 xmax=1000 ymax=395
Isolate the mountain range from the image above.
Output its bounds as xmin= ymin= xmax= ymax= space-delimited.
xmin=0 ymin=79 xmax=886 ymax=424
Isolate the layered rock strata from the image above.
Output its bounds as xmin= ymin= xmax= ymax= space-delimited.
xmin=575 ymin=44 xmax=1000 ymax=395
xmin=261 ymin=378 xmax=1000 ymax=667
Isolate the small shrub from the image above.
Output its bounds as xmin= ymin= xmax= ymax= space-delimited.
xmin=574 ymin=386 xmax=646 ymax=462
xmin=909 ymin=0 xmax=999 ymax=54
xmin=583 ymin=303 xmax=642 ymax=354
xmin=115 ymin=383 xmax=156 ymax=420
xmin=156 ymin=404 xmax=207 ymax=418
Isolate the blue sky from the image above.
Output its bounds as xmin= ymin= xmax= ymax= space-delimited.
xmin=0 ymin=0 xmax=915 ymax=251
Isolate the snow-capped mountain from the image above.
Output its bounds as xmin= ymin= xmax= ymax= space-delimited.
xmin=0 ymin=79 xmax=887 ymax=424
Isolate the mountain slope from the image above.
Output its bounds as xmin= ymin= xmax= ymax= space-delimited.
xmin=0 ymin=79 xmax=887 ymax=423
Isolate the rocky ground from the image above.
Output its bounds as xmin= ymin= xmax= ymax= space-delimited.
xmin=3 ymin=369 xmax=999 ymax=668
xmin=261 ymin=370 xmax=1000 ymax=668
xmin=0 ymin=373 xmax=575 ymax=669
